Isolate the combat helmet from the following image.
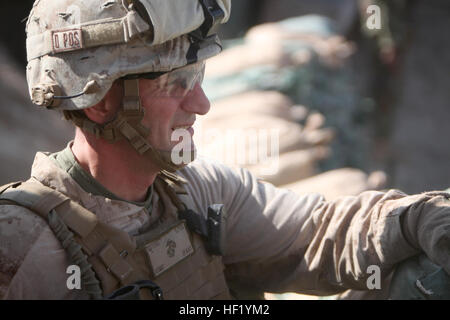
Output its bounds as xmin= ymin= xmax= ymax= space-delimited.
xmin=26 ymin=0 xmax=231 ymax=171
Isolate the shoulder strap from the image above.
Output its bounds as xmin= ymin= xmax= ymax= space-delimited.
xmin=0 ymin=180 xmax=151 ymax=299
xmin=0 ymin=180 xmax=97 ymax=236
xmin=0 ymin=181 xmax=23 ymax=196
xmin=158 ymin=170 xmax=202 ymax=212
xmin=0 ymin=180 xmax=66 ymax=216
xmin=157 ymin=171 xmax=227 ymax=256
xmin=0 ymin=181 xmax=22 ymax=206
xmin=0 ymin=180 xmax=103 ymax=299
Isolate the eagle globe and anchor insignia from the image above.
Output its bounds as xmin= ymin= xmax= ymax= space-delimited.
xmin=144 ymin=221 xmax=195 ymax=277
xmin=166 ymin=239 xmax=177 ymax=258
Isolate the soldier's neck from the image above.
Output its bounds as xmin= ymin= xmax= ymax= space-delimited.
xmin=71 ymin=130 xmax=159 ymax=203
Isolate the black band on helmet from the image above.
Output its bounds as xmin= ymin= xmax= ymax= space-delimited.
xmin=132 ymin=0 xmax=153 ymax=26
xmin=198 ymin=0 xmax=225 ymax=38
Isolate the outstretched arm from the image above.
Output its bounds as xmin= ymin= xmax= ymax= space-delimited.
xmin=185 ymin=160 xmax=450 ymax=296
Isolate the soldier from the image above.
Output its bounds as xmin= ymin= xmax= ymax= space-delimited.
xmin=0 ymin=0 xmax=449 ymax=300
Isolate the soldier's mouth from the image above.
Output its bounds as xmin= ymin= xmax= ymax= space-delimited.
xmin=172 ymin=125 xmax=193 ymax=130
xmin=171 ymin=125 xmax=195 ymax=138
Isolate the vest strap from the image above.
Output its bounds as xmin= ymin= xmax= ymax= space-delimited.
xmin=0 ymin=180 xmax=145 ymax=297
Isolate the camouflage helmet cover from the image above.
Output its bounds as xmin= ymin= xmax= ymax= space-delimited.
xmin=26 ymin=0 xmax=231 ymax=110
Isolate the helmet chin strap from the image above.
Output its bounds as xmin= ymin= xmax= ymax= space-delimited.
xmin=65 ymin=79 xmax=195 ymax=172
xmin=116 ymin=78 xmax=197 ymax=172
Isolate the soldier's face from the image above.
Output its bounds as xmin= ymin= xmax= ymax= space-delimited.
xmin=138 ymin=79 xmax=210 ymax=152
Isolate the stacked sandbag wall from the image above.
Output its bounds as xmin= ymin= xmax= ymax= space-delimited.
xmin=200 ymin=15 xmax=386 ymax=202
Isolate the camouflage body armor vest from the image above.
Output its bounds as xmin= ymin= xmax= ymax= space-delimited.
xmin=0 ymin=171 xmax=231 ymax=300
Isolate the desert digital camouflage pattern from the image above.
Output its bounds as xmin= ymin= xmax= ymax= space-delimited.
xmin=26 ymin=0 xmax=231 ymax=110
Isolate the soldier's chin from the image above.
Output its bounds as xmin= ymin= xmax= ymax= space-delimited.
xmin=157 ymin=145 xmax=198 ymax=169
xmin=170 ymin=132 xmax=196 ymax=150
xmin=169 ymin=137 xmax=196 ymax=154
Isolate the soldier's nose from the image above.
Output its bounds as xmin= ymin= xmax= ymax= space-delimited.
xmin=180 ymin=83 xmax=211 ymax=116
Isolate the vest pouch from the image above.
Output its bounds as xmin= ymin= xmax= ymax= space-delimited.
xmin=205 ymin=204 xmax=226 ymax=256
xmin=177 ymin=204 xmax=227 ymax=256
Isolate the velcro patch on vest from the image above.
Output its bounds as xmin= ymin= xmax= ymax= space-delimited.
xmin=51 ymin=29 xmax=84 ymax=53
xmin=144 ymin=221 xmax=194 ymax=277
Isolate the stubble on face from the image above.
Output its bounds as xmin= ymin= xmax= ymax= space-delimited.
xmin=139 ymin=80 xmax=198 ymax=153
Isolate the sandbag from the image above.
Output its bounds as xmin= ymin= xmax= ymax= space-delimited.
xmin=196 ymin=114 xmax=333 ymax=159
xmin=205 ymin=91 xmax=295 ymax=122
xmin=280 ymin=168 xmax=387 ymax=201
xmin=248 ymin=147 xmax=329 ymax=186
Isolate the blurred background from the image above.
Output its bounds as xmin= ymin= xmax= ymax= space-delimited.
xmin=0 ymin=0 xmax=449 ymax=300
xmin=0 ymin=0 xmax=449 ymax=195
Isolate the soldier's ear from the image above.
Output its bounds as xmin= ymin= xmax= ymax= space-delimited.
xmin=83 ymin=101 xmax=109 ymax=124
xmin=84 ymin=80 xmax=123 ymax=124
